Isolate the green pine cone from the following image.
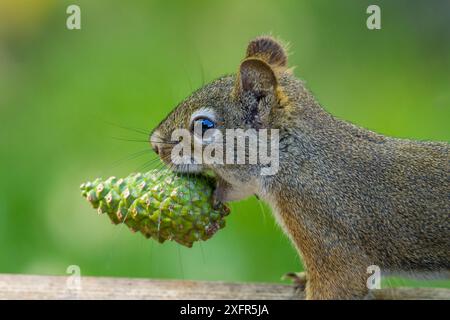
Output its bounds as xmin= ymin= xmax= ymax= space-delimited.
xmin=80 ymin=169 xmax=230 ymax=247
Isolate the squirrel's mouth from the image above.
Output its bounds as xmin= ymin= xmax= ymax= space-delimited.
xmin=155 ymin=145 xmax=205 ymax=174
xmin=153 ymin=144 xmax=203 ymax=174
xmin=168 ymin=165 xmax=218 ymax=191
xmin=169 ymin=163 xmax=203 ymax=174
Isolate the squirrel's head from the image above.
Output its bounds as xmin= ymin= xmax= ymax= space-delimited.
xmin=151 ymin=36 xmax=294 ymax=196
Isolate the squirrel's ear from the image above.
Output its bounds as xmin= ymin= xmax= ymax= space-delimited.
xmin=246 ymin=36 xmax=288 ymax=69
xmin=238 ymin=58 xmax=277 ymax=96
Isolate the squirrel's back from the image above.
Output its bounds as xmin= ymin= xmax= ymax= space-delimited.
xmin=277 ymin=73 xmax=449 ymax=273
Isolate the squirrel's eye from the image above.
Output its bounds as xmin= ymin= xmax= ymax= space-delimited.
xmin=193 ymin=117 xmax=215 ymax=135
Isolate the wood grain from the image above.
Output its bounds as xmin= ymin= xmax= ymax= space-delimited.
xmin=0 ymin=274 xmax=448 ymax=300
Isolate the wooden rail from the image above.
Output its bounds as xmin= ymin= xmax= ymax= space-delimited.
xmin=0 ymin=274 xmax=448 ymax=300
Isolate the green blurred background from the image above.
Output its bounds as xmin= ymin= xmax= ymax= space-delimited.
xmin=0 ymin=0 xmax=448 ymax=289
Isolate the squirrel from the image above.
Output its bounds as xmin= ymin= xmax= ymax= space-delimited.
xmin=150 ymin=36 xmax=449 ymax=299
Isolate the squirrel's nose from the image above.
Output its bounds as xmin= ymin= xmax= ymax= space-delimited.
xmin=150 ymin=130 xmax=161 ymax=155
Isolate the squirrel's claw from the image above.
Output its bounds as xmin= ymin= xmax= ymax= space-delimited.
xmin=282 ymin=271 xmax=308 ymax=292
xmin=212 ymin=196 xmax=223 ymax=211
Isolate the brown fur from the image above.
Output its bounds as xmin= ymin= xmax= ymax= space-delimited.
xmin=151 ymin=36 xmax=450 ymax=299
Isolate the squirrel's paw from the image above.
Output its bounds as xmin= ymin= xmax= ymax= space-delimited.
xmin=282 ymin=272 xmax=308 ymax=292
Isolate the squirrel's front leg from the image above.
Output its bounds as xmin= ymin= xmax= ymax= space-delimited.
xmin=305 ymin=264 xmax=370 ymax=299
